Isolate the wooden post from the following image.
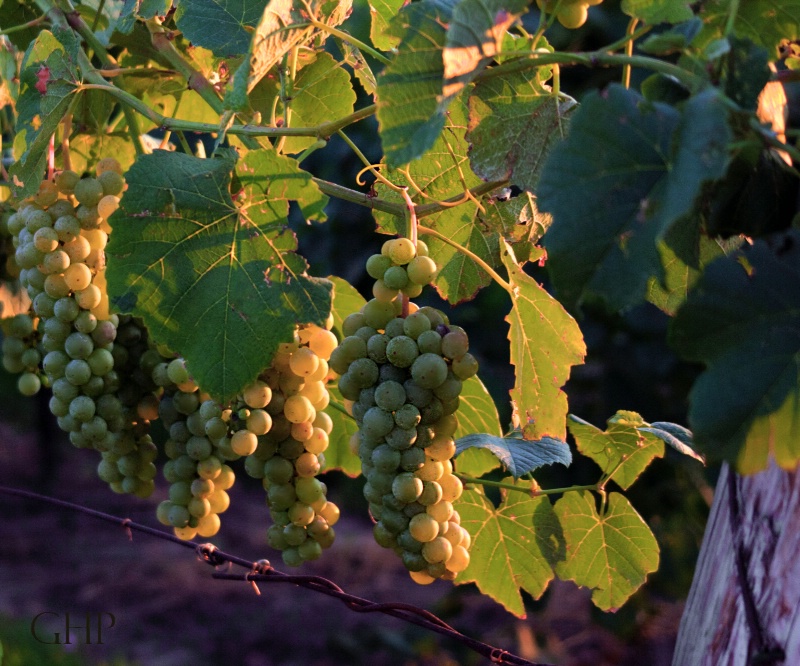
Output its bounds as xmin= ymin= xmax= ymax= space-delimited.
xmin=672 ymin=460 xmax=800 ymax=665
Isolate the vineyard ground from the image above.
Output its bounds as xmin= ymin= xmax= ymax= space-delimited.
xmin=0 ymin=419 xmax=681 ymax=666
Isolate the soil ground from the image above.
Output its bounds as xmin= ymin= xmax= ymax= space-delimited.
xmin=0 ymin=420 xmax=682 ymax=666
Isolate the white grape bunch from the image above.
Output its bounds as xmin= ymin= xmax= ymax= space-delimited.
xmin=154 ymin=358 xmax=235 ymax=540
xmin=244 ymin=321 xmax=341 ymax=567
xmin=332 ymin=238 xmax=477 ymax=584
xmin=6 ymin=161 xmax=161 ymax=497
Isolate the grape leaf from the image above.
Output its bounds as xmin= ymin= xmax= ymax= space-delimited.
xmin=554 ymin=491 xmax=659 ymax=611
xmin=336 ymin=40 xmax=377 ymax=96
xmin=639 ymin=422 xmax=704 ymax=463
xmin=638 ymin=18 xmax=703 ymax=55
xmin=669 ymin=231 xmax=800 ymax=472
xmin=442 ymin=0 xmax=527 ymax=102
xmin=11 ymin=29 xmax=80 ymax=198
xmin=467 ymin=70 xmax=576 ymax=193
xmin=453 ymin=374 xmax=503 ymax=477
xmin=455 ymin=485 xmax=564 ymax=617
xmin=369 ymin=0 xmax=404 ymax=51
xmin=456 ymin=433 xmax=571 ymax=478
xmin=538 ymin=85 xmax=732 ymax=312
xmin=0 ymin=0 xmax=41 ymax=50
xmin=374 ymin=95 xmax=501 ymax=304
xmin=174 ymin=0 xmax=266 ymax=57
xmin=224 ymin=0 xmax=351 ymax=109
xmin=501 ymin=242 xmax=586 ymax=441
xmin=327 ymin=275 xmax=367 ymax=337
xmin=117 ymin=0 xmax=171 ymax=33
xmin=106 ymin=149 xmax=332 ymax=401
xmin=477 ymin=192 xmax=550 ymax=263
xmin=323 ymin=385 xmax=361 ymax=477
xmin=697 ymin=0 xmax=800 ymax=53
xmin=67 ymin=134 xmax=137 ymax=176
xmin=646 ymin=224 xmax=729 ymax=315
xmin=620 ymin=0 xmax=693 ymax=24
xmin=567 ymin=413 xmax=665 ymax=490
xmin=376 ymin=0 xmax=454 ymax=167
xmin=278 ymin=52 xmax=356 ymax=154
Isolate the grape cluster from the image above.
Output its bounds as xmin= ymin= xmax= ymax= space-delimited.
xmin=153 ymin=322 xmax=341 ymax=563
xmin=1 ymin=312 xmax=44 ymax=395
xmin=155 ymin=358 xmax=235 ymax=540
xmin=332 ymin=238 xmax=477 ymax=584
xmin=536 ymin=0 xmax=602 ymax=29
xmin=4 ymin=162 xmax=165 ymax=497
xmin=249 ymin=322 xmax=341 ymax=567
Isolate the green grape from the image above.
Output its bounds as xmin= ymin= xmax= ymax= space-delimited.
xmin=385 ymin=336 xmax=419 ymax=368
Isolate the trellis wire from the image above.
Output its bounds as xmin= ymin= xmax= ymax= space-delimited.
xmin=0 ymin=484 xmax=551 ymax=666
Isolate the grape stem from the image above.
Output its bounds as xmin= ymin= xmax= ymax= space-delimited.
xmin=417 ymin=224 xmax=512 ymax=294
xmin=0 ymin=14 xmax=47 ymax=35
xmin=458 ymin=474 xmax=598 ymax=496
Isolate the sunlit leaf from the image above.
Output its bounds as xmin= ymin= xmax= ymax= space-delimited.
xmin=456 ymin=484 xmax=563 ymax=617
xmin=502 ymin=242 xmax=586 ymax=440
xmin=468 ymin=70 xmax=576 ymax=193
xmin=453 ymin=374 xmax=503 ymax=477
xmin=106 ymin=149 xmax=332 ymax=401
xmin=555 ymin=491 xmax=659 ymax=611
xmin=567 ymin=413 xmax=665 ymax=490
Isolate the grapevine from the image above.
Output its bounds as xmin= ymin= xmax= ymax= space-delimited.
xmin=0 ymin=0 xmax=798 ymax=661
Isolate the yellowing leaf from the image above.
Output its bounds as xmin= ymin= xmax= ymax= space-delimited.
xmin=501 ymin=242 xmax=586 ymax=440
xmin=555 ymin=491 xmax=659 ymax=611
xmin=456 ymin=485 xmax=563 ymax=617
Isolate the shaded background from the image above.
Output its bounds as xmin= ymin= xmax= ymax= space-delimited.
xmin=0 ymin=0 xmax=729 ymax=663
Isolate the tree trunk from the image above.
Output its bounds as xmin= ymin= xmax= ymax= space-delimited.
xmin=672 ymin=460 xmax=800 ymax=665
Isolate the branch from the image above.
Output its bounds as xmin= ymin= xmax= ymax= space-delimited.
xmin=0 ymin=484 xmax=549 ymax=666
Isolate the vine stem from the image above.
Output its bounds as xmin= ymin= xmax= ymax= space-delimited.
xmin=478 ymin=50 xmax=706 ymax=91
xmin=0 ymin=14 xmax=47 ymax=35
xmin=417 ymin=224 xmax=512 ymax=294
xmin=400 ymin=187 xmax=418 ymax=317
xmin=327 ymin=399 xmax=356 ymax=421
xmin=458 ymin=475 xmax=598 ymax=497
xmin=297 ymin=0 xmax=391 ymax=66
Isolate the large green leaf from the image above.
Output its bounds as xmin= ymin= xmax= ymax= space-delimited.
xmin=697 ymin=0 xmax=800 ymax=53
xmin=106 ymin=149 xmax=332 ymax=401
xmin=670 ymin=231 xmax=800 ymax=472
xmin=327 ymin=274 xmax=367 ymax=337
xmin=621 ymin=0 xmax=693 ymax=24
xmin=11 ymin=29 xmax=80 ymax=198
xmin=539 ymin=85 xmax=732 ymax=311
xmin=322 ymin=385 xmax=361 ymax=476
xmin=456 ymin=433 xmax=571 ymax=478
xmin=455 ymin=485 xmax=563 ymax=617
xmin=375 ymin=0 xmax=454 ymax=167
xmin=278 ymin=52 xmax=356 ymax=154
xmin=467 ymin=70 xmax=576 ymax=193
xmin=369 ymin=0 xmax=404 ymax=51
xmin=453 ymin=373 xmax=503 ymax=477
xmin=174 ymin=0 xmax=266 ymax=57
xmin=554 ymin=491 xmax=659 ymax=611
xmin=374 ymin=95 xmax=500 ymax=304
xmin=442 ymin=0 xmax=526 ymax=102
xmin=320 ymin=276 xmax=364 ymax=477
xmin=567 ymin=412 xmax=665 ymax=490
xmin=501 ymin=242 xmax=586 ymax=441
